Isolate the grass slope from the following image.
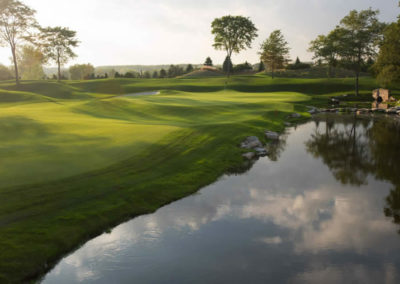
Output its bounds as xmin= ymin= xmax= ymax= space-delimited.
xmin=0 ymin=75 xmax=391 ymax=282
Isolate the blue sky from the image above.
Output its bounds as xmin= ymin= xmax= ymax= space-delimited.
xmin=1 ymin=0 xmax=399 ymax=67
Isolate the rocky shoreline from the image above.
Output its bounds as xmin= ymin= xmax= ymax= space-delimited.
xmin=306 ymin=105 xmax=400 ymax=116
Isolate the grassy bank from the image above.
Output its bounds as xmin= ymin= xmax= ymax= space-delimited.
xmin=0 ymin=75 xmax=388 ymax=282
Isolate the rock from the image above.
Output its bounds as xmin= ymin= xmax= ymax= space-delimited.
xmin=289 ymin=113 xmax=301 ymax=118
xmin=331 ymin=98 xmax=340 ymax=104
xmin=241 ymin=136 xmax=263 ymax=149
xmin=284 ymin=122 xmax=291 ymax=127
xmin=254 ymin=147 xmax=267 ymax=156
xmin=308 ymin=108 xmax=318 ymax=115
xmin=397 ymin=110 xmax=400 ymax=115
xmin=265 ymin=130 xmax=279 ymax=140
xmin=386 ymin=108 xmax=398 ymax=114
xmin=242 ymin=152 xmax=256 ymax=160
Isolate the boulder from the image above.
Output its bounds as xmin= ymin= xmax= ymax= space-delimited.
xmin=242 ymin=152 xmax=256 ymax=160
xmin=289 ymin=113 xmax=301 ymax=118
xmin=386 ymin=108 xmax=398 ymax=114
xmin=254 ymin=147 xmax=267 ymax=156
xmin=241 ymin=136 xmax=263 ymax=149
xmin=308 ymin=108 xmax=318 ymax=115
xmin=265 ymin=130 xmax=279 ymax=140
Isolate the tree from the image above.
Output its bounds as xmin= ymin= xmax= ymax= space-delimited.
xmin=233 ymin=61 xmax=253 ymax=73
xmin=0 ymin=0 xmax=37 ymax=85
xmin=38 ymin=26 xmax=79 ymax=81
xmin=309 ymin=29 xmax=342 ymax=77
xmin=0 ymin=64 xmax=12 ymax=80
xmin=374 ymin=20 xmax=400 ymax=86
xmin=143 ymin=71 xmax=151 ymax=79
xmin=286 ymin=56 xmax=311 ymax=70
xmin=152 ymin=70 xmax=159 ymax=78
xmin=257 ymin=60 xmax=265 ymax=72
xmin=259 ymin=30 xmax=290 ymax=79
xmin=18 ymin=45 xmax=45 ymax=80
xmin=211 ymin=15 xmax=258 ymax=76
xmin=186 ymin=64 xmax=194 ymax=73
xmin=335 ymin=9 xmax=385 ymax=95
xmin=69 ymin=63 xmax=94 ymax=80
xmin=222 ymin=55 xmax=233 ymax=73
xmin=204 ymin=57 xmax=213 ymax=66
xmin=167 ymin=65 xmax=184 ymax=78
xmin=159 ymin=68 xmax=167 ymax=78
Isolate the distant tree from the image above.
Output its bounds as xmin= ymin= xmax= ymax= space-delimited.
xmin=0 ymin=0 xmax=37 ymax=85
xmin=168 ymin=65 xmax=184 ymax=78
xmin=18 ymin=45 xmax=45 ymax=80
xmin=143 ymin=71 xmax=151 ymax=78
xmin=0 ymin=64 xmax=13 ymax=80
xmin=115 ymin=71 xmax=121 ymax=78
xmin=222 ymin=56 xmax=233 ymax=73
xmin=124 ymin=71 xmax=135 ymax=78
xmin=259 ymin=30 xmax=290 ymax=79
xmin=69 ymin=63 xmax=94 ymax=80
xmin=186 ymin=64 xmax=194 ymax=73
xmin=51 ymin=74 xmax=57 ymax=80
xmin=104 ymin=73 xmax=108 ymax=79
xmin=335 ymin=9 xmax=385 ymax=95
xmin=286 ymin=56 xmax=311 ymax=70
xmin=374 ymin=19 xmax=400 ymax=86
xmin=233 ymin=61 xmax=253 ymax=73
xmin=152 ymin=70 xmax=159 ymax=78
xmin=159 ymin=68 xmax=167 ymax=78
xmin=204 ymin=57 xmax=213 ymax=66
xmin=258 ymin=60 xmax=265 ymax=72
xmin=211 ymin=15 xmax=258 ymax=76
xmin=38 ymin=26 xmax=79 ymax=81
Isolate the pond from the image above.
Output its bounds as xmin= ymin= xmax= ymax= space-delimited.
xmin=42 ymin=114 xmax=400 ymax=284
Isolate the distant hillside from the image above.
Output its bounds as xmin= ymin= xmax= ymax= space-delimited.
xmin=44 ymin=64 xmax=203 ymax=77
xmin=180 ymin=68 xmax=225 ymax=78
xmin=95 ymin=64 xmax=202 ymax=75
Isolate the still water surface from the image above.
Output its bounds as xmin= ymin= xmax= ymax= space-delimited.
xmin=42 ymin=115 xmax=400 ymax=284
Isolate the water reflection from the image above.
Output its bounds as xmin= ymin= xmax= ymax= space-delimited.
xmin=306 ymin=114 xmax=400 ymax=233
xmin=42 ymin=117 xmax=400 ymax=284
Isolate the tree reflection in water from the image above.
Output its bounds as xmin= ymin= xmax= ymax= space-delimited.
xmin=305 ymin=114 xmax=400 ymax=232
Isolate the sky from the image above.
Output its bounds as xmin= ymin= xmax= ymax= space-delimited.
xmin=0 ymin=0 xmax=398 ymax=67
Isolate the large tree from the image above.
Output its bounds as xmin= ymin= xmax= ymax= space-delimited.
xmin=308 ymin=29 xmax=342 ymax=77
xmin=69 ymin=63 xmax=94 ymax=80
xmin=38 ymin=26 xmax=79 ymax=81
xmin=18 ymin=45 xmax=45 ymax=80
xmin=204 ymin=57 xmax=213 ymax=66
xmin=0 ymin=0 xmax=37 ymax=85
xmin=374 ymin=5 xmax=400 ymax=87
xmin=336 ymin=9 xmax=385 ymax=95
xmin=259 ymin=30 xmax=290 ymax=79
xmin=211 ymin=15 xmax=257 ymax=76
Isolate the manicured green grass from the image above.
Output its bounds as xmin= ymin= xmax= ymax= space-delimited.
xmin=0 ymin=74 xmax=391 ymax=282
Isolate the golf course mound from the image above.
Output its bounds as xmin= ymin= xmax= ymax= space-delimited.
xmin=180 ymin=68 xmax=224 ymax=78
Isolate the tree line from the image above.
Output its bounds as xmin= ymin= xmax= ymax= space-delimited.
xmin=211 ymin=4 xmax=400 ymax=93
xmin=0 ymin=0 xmax=399 ymax=93
xmin=0 ymin=0 xmax=79 ymax=85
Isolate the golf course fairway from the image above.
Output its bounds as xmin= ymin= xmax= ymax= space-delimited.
xmin=0 ymin=75 xmax=384 ymax=282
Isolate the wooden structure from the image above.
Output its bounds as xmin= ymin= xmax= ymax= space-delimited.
xmin=372 ymin=89 xmax=393 ymax=102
